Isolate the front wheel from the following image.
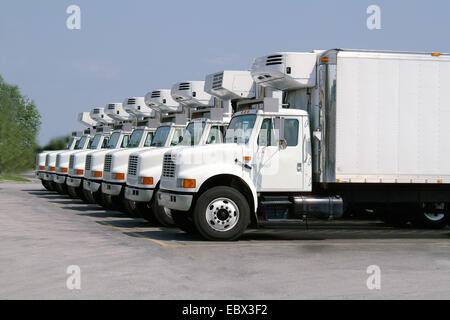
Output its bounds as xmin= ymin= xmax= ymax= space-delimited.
xmin=193 ymin=186 xmax=250 ymax=241
xmin=171 ymin=210 xmax=197 ymax=234
xmin=41 ymin=180 xmax=54 ymax=191
xmin=55 ymin=182 xmax=68 ymax=195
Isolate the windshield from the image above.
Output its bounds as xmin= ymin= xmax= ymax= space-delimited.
xmin=128 ymin=129 xmax=144 ymax=148
xmin=180 ymin=122 xmax=206 ymax=146
xmin=150 ymin=126 xmax=171 ymax=147
xmin=107 ymin=132 xmax=121 ymax=149
xmin=225 ymin=114 xmax=257 ymax=144
xmin=75 ymin=136 xmax=88 ymax=150
xmin=67 ymin=137 xmax=76 ymax=149
xmin=89 ymin=134 xmax=103 ymax=149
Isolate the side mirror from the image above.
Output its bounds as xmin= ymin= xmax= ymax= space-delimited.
xmin=279 ymin=139 xmax=287 ymax=150
xmin=178 ymin=136 xmax=183 ymax=143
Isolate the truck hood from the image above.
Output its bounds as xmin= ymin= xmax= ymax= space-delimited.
xmin=56 ymin=150 xmax=88 ymax=169
xmin=87 ymin=149 xmax=117 ymax=173
xmin=70 ymin=150 xmax=97 ymax=170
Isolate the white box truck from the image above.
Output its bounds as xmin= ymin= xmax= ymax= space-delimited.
xmin=103 ymin=88 xmax=189 ymax=220
xmin=82 ymin=97 xmax=158 ymax=207
xmin=53 ymin=107 xmax=115 ymax=195
xmin=65 ymin=103 xmax=135 ymax=199
xmin=41 ymin=111 xmax=99 ymax=191
xmin=158 ymin=49 xmax=450 ymax=240
xmin=125 ymin=73 xmax=255 ymax=226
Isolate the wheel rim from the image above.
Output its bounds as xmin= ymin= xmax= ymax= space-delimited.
xmin=423 ymin=212 xmax=445 ymax=221
xmin=205 ymin=197 xmax=239 ymax=232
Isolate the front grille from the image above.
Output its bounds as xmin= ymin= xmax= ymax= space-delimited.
xmin=56 ymin=155 xmax=61 ymax=168
xmin=128 ymin=155 xmax=138 ymax=176
xmin=45 ymin=154 xmax=50 ymax=166
xmin=162 ymin=154 xmax=176 ymax=178
xmin=104 ymin=154 xmax=112 ymax=172
xmin=85 ymin=154 xmax=92 ymax=171
xmin=69 ymin=155 xmax=75 ymax=169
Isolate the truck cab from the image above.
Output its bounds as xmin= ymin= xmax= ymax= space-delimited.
xmin=82 ymin=97 xmax=157 ymax=206
xmin=102 ymin=89 xmax=186 ymax=215
xmin=52 ymin=107 xmax=114 ymax=195
xmin=36 ymin=131 xmax=81 ymax=191
xmin=65 ymin=103 xmax=135 ymax=199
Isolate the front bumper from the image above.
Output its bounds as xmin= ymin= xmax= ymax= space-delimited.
xmin=124 ymin=186 xmax=154 ymax=202
xmin=67 ymin=176 xmax=82 ymax=187
xmin=158 ymin=190 xmax=193 ymax=211
xmin=43 ymin=172 xmax=55 ymax=181
xmin=54 ymin=174 xmax=67 ymax=184
xmin=83 ymin=179 xmax=101 ymax=192
xmin=37 ymin=171 xmax=45 ymax=180
xmin=102 ymin=182 xmax=123 ymax=196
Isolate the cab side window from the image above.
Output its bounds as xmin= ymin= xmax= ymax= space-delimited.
xmin=171 ymin=129 xmax=184 ymax=146
xmin=206 ymin=126 xmax=223 ymax=144
xmin=258 ymin=118 xmax=276 ymax=146
xmin=121 ymin=135 xmax=130 ymax=148
xmin=144 ymin=132 xmax=153 ymax=147
xmin=101 ymin=137 xmax=109 ymax=148
xmin=284 ymin=119 xmax=299 ymax=147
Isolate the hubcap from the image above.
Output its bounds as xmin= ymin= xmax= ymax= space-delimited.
xmin=205 ymin=197 xmax=239 ymax=232
xmin=423 ymin=212 xmax=445 ymax=221
xmin=422 ymin=202 xmax=446 ymax=222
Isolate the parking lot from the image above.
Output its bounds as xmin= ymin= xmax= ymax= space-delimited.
xmin=0 ymin=179 xmax=449 ymax=299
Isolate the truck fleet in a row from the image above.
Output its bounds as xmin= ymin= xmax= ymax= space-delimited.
xmin=36 ymin=49 xmax=450 ymax=240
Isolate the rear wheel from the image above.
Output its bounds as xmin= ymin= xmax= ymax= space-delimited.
xmin=55 ymin=182 xmax=68 ymax=195
xmin=171 ymin=210 xmax=197 ymax=234
xmin=412 ymin=203 xmax=449 ymax=229
xmin=193 ymin=186 xmax=250 ymax=241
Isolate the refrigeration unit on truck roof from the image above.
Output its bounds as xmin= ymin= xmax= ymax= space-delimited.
xmin=145 ymin=89 xmax=181 ymax=113
xmin=251 ymin=52 xmax=318 ymax=90
xmin=204 ymin=70 xmax=257 ymax=117
xmin=123 ymin=97 xmax=156 ymax=118
xmin=105 ymin=103 xmax=133 ymax=122
xmin=171 ymin=81 xmax=214 ymax=108
xmin=77 ymin=112 xmax=98 ymax=128
xmin=89 ymin=107 xmax=115 ymax=125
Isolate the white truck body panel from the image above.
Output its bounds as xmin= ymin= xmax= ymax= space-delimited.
xmin=333 ymin=51 xmax=450 ymax=184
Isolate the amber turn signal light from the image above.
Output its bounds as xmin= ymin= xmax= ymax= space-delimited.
xmin=115 ymin=173 xmax=125 ymax=180
xmin=93 ymin=171 xmax=102 ymax=178
xmin=182 ymin=179 xmax=196 ymax=189
xmin=142 ymin=177 xmax=153 ymax=185
xmin=76 ymin=169 xmax=84 ymax=175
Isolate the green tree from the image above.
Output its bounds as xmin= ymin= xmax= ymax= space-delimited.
xmin=0 ymin=75 xmax=41 ymax=174
xmin=39 ymin=135 xmax=71 ymax=151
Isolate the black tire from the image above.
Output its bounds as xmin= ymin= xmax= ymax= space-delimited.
xmin=41 ymin=180 xmax=53 ymax=191
xmin=151 ymin=195 xmax=174 ymax=227
xmin=101 ymin=192 xmax=126 ymax=213
xmin=82 ymin=188 xmax=96 ymax=204
xmin=55 ymin=182 xmax=68 ymax=195
xmin=67 ymin=185 xmax=84 ymax=199
xmin=48 ymin=181 xmax=57 ymax=191
xmin=92 ymin=190 xmax=105 ymax=207
xmin=412 ymin=203 xmax=449 ymax=229
xmin=193 ymin=186 xmax=250 ymax=241
xmin=171 ymin=210 xmax=197 ymax=234
xmin=135 ymin=202 xmax=160 ymax=225
xmin=122 ymin=199 xmax=140 ymax=218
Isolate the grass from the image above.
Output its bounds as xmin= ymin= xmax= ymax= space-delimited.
xmin=0 ymin=174 xmax=31 ymax=182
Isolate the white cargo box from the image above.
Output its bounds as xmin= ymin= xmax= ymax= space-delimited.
xmin=145 ymin=89 xmax=180 ymax=113
xmin=124 ymin=97 xmax=155 ymax=117
xmin=325 ymin=50 xmax=450 ymax=184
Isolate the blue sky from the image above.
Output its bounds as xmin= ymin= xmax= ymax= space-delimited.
xmin=1 ymin=0 xmax=449 ymax=145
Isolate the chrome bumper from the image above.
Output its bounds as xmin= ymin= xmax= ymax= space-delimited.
xmin=54 ymin=174 xmax=67 ymax=184
xmin=102 ymin=182 xmax=122 ymax=196
xmin=124 ymin=186 xmax=154 ymax=202
xmin=67 ymin=176 xmax=82 ymax=187
xmin=43 ymin=173 xmax=55 ymax=181
xmin=37 ymin=172 xmax=45 ymax=179
xmin=83 ymin=179 xmax=101 ymax=192
xmin=158 ymin=191 xmax=193 ymax=211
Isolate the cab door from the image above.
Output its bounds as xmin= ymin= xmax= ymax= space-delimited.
xmin=253 ymin=116 xmax=304 ymax=192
